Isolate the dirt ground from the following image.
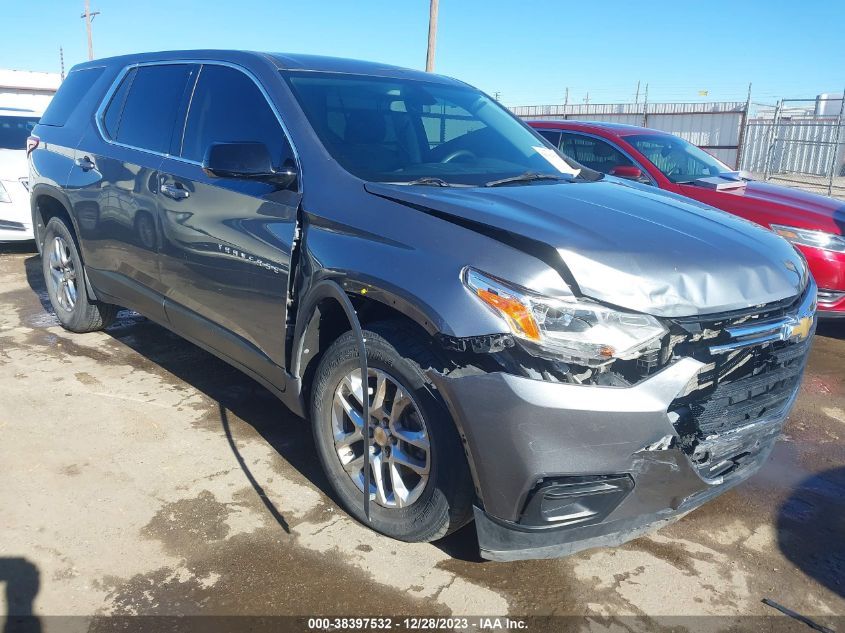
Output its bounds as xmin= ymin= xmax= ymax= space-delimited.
xmin=1 ymin=242 xmax=843 ymax=631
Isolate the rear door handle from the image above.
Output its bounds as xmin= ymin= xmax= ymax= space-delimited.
xmin=75 ymin=156 xmax=95 ymax=171
xmin=160 ymin=183 xmax=190 ymax=200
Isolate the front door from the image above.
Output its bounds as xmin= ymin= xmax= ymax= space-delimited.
xmin=157 ymin=63 xmax=300 ymax=377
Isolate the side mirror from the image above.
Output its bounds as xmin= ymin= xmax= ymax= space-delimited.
xmin=202 ymin=142 xmax=296 ymax=188
xmin=609 ymin=165 xmax=644 ymax=180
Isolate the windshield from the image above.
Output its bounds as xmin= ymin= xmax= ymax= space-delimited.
xmin=0 ymin=115 xmax=39 ymax=150
xmin=284 ymin=72 xmax=590 ymax=186
xmin=626 ymin=134 xmax=730 ymax=183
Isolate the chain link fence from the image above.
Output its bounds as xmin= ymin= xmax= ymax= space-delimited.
xmin=739 ymin=96 xmax=845 ymax=197
xmin=512 ymin=94 xmax=845 ymax=199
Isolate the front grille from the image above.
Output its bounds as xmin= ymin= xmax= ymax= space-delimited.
xmin=667 ymin=287 xmax=814 ymax=478
xmin=683 ymin=340 xmax=807 ymax=436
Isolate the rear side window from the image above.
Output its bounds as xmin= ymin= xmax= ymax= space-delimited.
xmin=102 ymin=68 xmax=136 ymax=139
xmin=115 ymin=64 xmax=192 ymax=153
xmin=39 ymin=67 xmax=104 ymax=127
xmin=181 ymin=64 xmax=292 ymax=166
xmin=0 ymin=115 xmax=40 ymax=150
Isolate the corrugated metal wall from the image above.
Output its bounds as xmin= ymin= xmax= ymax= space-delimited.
xmin=512 ymin=101 xmax=747 ymax=168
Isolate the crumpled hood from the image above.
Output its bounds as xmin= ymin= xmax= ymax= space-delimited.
xmin=365 ymin=179 xmax=807 ymax=317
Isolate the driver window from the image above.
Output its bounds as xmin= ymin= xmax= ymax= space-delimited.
xmin=181 ymin=64 xmax=294 ymax=168
xmin=559 ymin=133 xmax=633 ymax=174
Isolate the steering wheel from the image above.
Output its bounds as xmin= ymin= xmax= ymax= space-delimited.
xmin=441 ymin=149 xmax=476 ymax=164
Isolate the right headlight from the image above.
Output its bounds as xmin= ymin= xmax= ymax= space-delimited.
xmin=772 ymin=224 xmax=845 ymax=254
xmin=464 ymin=268 xmax=667 ymax=367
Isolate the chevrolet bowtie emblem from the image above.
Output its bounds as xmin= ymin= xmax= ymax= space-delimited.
xmin=786 ymin=315 xmax=813 ymax=342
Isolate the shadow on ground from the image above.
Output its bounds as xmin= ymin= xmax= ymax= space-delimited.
xmin=816 ymin=318 xmax=845 ymax=340
xmin=0 ymin=242 xmax=37 ymax=256
xmin=777 ymin=466 xmax=845 ymax=598
xmin=21 ymin=254 xmax=483 ymax=562
xmin=0 ymin=557 xmax=41 ymax=633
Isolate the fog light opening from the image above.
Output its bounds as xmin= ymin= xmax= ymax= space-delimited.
xmin=520 ymin=474 xmax=634 ymax=528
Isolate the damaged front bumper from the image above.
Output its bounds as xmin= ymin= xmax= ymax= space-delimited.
xmin=430 ymin=353 xmax=803 ymax=561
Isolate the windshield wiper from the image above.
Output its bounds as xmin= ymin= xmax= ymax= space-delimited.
xmin=484 ymin=172 xmax=569 ymax=187
xmin=401 ymin=177 xmax=452 ymax=187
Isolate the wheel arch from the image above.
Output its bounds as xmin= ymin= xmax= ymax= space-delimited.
xmin=31 ymin=184 xmax=99 ymax=301
xmin=290 ymin=278 xmax=484 ymax=503
xmin=291 ymin=279 xmax=437 ymax=409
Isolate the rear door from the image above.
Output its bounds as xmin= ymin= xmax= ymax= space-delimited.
xmin=69 ymin=63 xmax=197 ymax=320
xmin=157 ymin=63 xmax=300 ymax=377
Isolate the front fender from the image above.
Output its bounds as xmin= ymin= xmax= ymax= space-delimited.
xmin=296 ymin=204 xmax=563 ymax=337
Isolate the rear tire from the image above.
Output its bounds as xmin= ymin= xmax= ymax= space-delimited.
xmin=311 ymin=321 xmax=474 ymax=542
xmin=41 ymin=217 xmax=117 ymax=333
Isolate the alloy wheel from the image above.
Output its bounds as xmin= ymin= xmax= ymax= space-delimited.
xmin=48 ymin=236 xmax=77 ymax=312
xmin=331 ymin=368 xmax=431 ymax=508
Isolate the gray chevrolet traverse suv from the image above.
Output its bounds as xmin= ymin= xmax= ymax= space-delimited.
xmin=28 ymin=50 xmax=816 ymax=561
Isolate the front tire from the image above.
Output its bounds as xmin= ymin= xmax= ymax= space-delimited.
xmin=41 ymin=217 xmax=117 ymax=333
xmin=311 ymin=321 xmax=474 ymax=542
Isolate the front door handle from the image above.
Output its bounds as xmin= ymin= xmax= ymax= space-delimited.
xmin=160 ymin=183 xmax=190 ymax=200
xmin=75 ymin=156 xmax=95 ymax=171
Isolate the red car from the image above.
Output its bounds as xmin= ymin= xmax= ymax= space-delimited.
xmin=528 ymin=120 xmax=845 ymax=317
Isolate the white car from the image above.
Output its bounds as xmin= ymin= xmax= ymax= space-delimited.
xmin=0 ymin=106 xmax=41 ymax=242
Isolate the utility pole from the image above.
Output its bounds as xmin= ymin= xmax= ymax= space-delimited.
xmin=634 ymin=80 xmax=640 ymax=104
xmin=81 ymin=0 xmax=100 ymax=61
xmin=425 ymin=0 xmax=439 ymax=72
xmin=584 ymin=92 xmax=590 ymax=105
xmin=493 ymin=91 xmax=501 ymax=101
xmin=59 ymin=46 xmax=65 ymax=80
xmin=564 ymin=87 xmax=569 ymax=107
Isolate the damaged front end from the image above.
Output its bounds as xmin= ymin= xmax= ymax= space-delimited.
xmin=427 ymin=276 xmax=817 ymax=561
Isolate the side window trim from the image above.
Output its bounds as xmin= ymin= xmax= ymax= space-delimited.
xmin=177 ymin=64 xmax=203 ymax=158
xmin=559 ymin=130 xmax=656 ymax=185
xmin=94 ymin=58 xmax=302 ymax=191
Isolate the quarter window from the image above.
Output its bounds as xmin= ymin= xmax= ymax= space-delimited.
xmin=115 ymin=64 xmax=193 ymax=153
xmin=181 ymin=65 xmax=293 ymax=167
xmin=102 ymin=68 xmax=135 ymax=139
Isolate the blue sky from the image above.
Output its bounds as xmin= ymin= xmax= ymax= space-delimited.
xmin=2 ymin=0 xmax=842 ymax=106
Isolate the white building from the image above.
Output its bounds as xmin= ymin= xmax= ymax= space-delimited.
xmin=0 ymin=69 xmax=61 ymax=112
